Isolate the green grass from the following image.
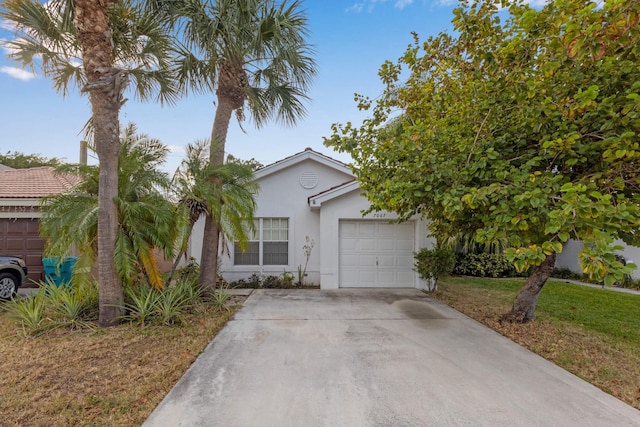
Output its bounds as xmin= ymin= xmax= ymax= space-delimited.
xmin=439 ymin=276 xmax=640 ymax=349
xmin=539 ymin=280 xmax=640 ymax=346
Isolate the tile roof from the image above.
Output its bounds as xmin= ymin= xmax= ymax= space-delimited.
xmin=0 ymin=166 xmax=81 ymax=198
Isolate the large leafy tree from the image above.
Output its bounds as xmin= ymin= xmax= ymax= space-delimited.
xmin=1 ymin=0 xmax=177 ymax=325
xmin=41 ymin=123 xmax=176 ymax=289
xmin=0 ymin=152 xmax=64 ymax=169
xmin=327 ymin=0 xmax=640 ymax=322
xmin=161 ymin=0 xmax=316 ymax=289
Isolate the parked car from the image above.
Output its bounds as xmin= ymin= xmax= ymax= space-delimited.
xmin=0 ymin=255 xmax=28 ymax=299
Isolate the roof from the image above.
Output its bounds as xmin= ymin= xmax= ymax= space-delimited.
xmin=254 ymin=148 xmax=353 ymax=180
xmin=0 ymin=164 xmax=14 ymax=171
xmin=308 ymin=179 xmax=360 ymax=208
xmin=0 ymin=167 xmax=80 ymax=198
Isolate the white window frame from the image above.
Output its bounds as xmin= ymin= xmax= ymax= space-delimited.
xmin=233 ymin=218 xmax=289 ymax=267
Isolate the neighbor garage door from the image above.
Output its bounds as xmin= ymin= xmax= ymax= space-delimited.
xmin=0 ymin=218 xmax=45 ymax=284
xmin=339 ymin=220 xmax=415 ymax=288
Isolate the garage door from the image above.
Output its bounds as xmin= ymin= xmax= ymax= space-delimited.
xmin=0 ymin=218 xmax=45 ymax=284
xmin=339 ymin=220 xmax=415 ymax=288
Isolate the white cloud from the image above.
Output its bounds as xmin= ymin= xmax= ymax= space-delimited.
xmin=0 ymin=66 xmax=37 ymax=81
xmin=346 ymin=3 xmax=365 ymax=13
xmin=0 ymin=19 xmax=17 ymax=32
xmin=167 ymin=144 xmax=186 ymax=156
xmin=395 ymin=0 xmax=414 ymax=9
xmin=347 ymin=0 xmax=416 ymax=13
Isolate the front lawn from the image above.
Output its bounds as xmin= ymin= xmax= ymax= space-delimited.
xmin=434 ymin=276 xmax=640 ymax=410
xmin=0 ymin=303 xmax=239 ymax=426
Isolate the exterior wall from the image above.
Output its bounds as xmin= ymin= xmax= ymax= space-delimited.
xmin=0 ymin=199 xmax=45 ymax=283
xmin=555 ymin=240 xmax=584 ymax=274
xmin=618 ymin=243 xmax=640 ymax=279
xmin=190 ymin=158 xmax=353 ymax=285
xmin=317 ymin=188 xmax=435 ymax=290
xmin=555 ymin=239 xmax=640 ymax=280
xmin=0 ymin=198 xmax=41 ymax=219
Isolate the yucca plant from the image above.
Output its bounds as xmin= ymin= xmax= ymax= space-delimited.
xmin=210 ymin=285 xmax=231 ymax=312
xmin=43 ymin=279 xmax=98 ymax=330
xmin=120 ymin=285 xmax=162 ymax=326
xmin=154 ymin=280 xmax=200 ymax=325
xmin=2 ymin=289 xmax=52 ymax=336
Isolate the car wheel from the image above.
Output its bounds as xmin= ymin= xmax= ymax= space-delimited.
xmin=0 ymin=272 xmax=18 ymax=299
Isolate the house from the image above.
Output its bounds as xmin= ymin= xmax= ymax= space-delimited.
xmin=189 ymin=148 xmax=435 ymax=290
xmin=0 ymin=166 xmax=79 ymax=283
xmin=556 ymin=239 xmax=640 ymax=280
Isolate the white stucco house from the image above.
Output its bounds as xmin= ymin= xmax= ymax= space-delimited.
xmin=189 ymin=148 xmax=435 ymax=290
xmin=556 ymin=239 xmax=640 ymax=280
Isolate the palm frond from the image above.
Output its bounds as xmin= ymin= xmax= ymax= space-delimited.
xmin=2 ymin=0 xmax=179 ymax=103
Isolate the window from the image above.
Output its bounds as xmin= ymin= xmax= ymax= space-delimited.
xmin=233 ymin=218 xmax=289 ymax=266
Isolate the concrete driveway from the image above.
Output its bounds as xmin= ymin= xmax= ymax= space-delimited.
xmin=143 ymin=289 xmax=640 ymax=426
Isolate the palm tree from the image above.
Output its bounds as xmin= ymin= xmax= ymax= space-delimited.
xmin=162 ymin=0 xmax=316 ymax=289
xmin=1 ymin=0 xmax=178 ymax=325
xmin=41 ymin=123 xmax=176 ymax=290
xmin=169 ymin=140 xmax=258 ymax=286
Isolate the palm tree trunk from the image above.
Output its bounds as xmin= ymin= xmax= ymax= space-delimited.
xmin=199 ymin=96 xmax=235 ymax=291
xmin=502 ymin=253 xmax=556 ymax=323
xmin=75 ymin=0 xmax=123 ymax=326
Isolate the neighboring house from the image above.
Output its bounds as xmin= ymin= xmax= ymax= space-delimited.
xmin=189 ymin=148 xmax=435 ymax=290
xmin=0 ymin=166 xmax=79 ymax=284
xmin=556 ymin=239 xmax=640 ymax=280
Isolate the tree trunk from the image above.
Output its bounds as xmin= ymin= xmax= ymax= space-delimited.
xmin=502 ymin=253 xmax=556 ymax=323
xmin=199 ymin=61 xmax=247 ymax=291
xmin=75 ymin=0 xmax=124 ymax=326
xmin=198 ymin=96 xmax=235 ymax=291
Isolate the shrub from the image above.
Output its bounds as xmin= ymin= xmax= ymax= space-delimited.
xmin=44 ymin=279 xmax=99 ymax=330
xmin=262 ymin=275 xmax=281 ymax=288
xmin=3 ymin=278 xmax=100 ymax=335
xmin=619 ymin=276 xmax=640 ymax=290
xmin=210 ymin=285 xmax=231 ymax=311
xmin=120 ymin=278 xmax=205 ymax=326
xmin=2 ymin=289 xmax=51 ymax=336
xmin=121 ymin=286 xmax=162 ymax=326
xmin=174 ymin=258 xmax=201 ymax=282
xmin=155 ymin=279 xmax=202 ymax=325
xmin=453 ymin=253 xmax=519 ymax=278
xmin=228 ymin=274 xmax=262 ymax=289
xmin=414 ymin=247 xmax=455 ymax=291
xmin=551 ymin=267 xmax=640 ymax=290
xmin=280 ymin=271 xmax=295 ymax=288
xmin=552 ymin=268 xmax=583 ymax=280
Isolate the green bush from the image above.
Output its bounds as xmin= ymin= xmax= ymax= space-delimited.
xmin=453 ymin=253 xmax=519 ymax=278
xmin=120 ymin=278 xmax=204 ymax=326
xmin=551 ymin=267 xmax=640 ymax=290
xmin=2 ymin=289 xmax=51 ymax=336
xmin=2 ymin=279 xmax=99 ymax=335
xmin=44 ymin=279 xmax=99 ymax=329
xmin=414 ymin=247 xmax=455 ymax=291
xmin=262 ymin=275 xmax=282 ymax=288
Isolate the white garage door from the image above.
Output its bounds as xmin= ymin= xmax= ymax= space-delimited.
xmin=339 ymin=220 xmax=415 ymax=288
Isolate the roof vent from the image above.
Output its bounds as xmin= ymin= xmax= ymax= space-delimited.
xmin=300 ymin=171 xmax=318 ymax=189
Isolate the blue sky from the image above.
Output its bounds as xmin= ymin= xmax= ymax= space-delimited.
xmin=0 ymin=0 xmax=459 ymax=173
